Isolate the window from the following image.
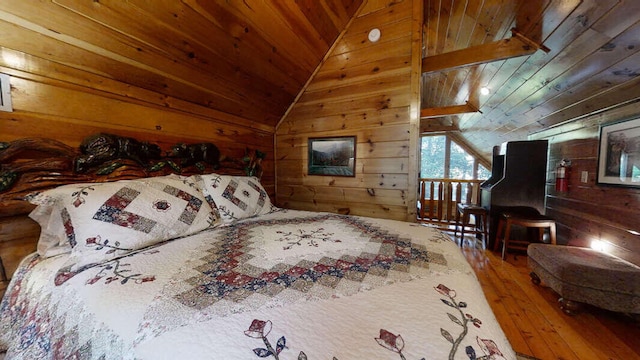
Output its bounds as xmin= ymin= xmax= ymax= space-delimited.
xmin=419 ymin=135 xmax=490 ymax=200
xmin=420 ymin=135 xmax=489 ymax=180
xmin=478 ymin=164 xmax=491 ymax=180
xmin=450 ymin=141 xmax=474 ymax=179
xmin=420 ymin=135 xmax=446 ymax=178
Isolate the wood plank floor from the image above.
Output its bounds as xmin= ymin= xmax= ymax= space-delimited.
xmin=453 ymin=234 xmax=640 ymax=360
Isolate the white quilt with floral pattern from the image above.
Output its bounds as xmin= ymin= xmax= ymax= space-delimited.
xmin=0 ymin=209 xmax=515 ymax=360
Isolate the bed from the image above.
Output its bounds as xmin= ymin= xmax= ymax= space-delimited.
xmin=0 ymin=139 xmax=515 ymax=359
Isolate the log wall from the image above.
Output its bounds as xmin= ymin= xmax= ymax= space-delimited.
xmin=531 ymin=102 xmax=640 ymax=264
xmin=275 ymin=0 xmax=422 ymax=222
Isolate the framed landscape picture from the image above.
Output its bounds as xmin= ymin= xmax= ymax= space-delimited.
xmin=308 ymin=136 xmax=356 ymax=177
xmin=597 ymin=117 xmax=640 ymax=187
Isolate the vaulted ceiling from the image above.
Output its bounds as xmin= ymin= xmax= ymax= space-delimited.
xmin=2 ymin=0 xmax=640 ymax=161
xmin=0 ymin=0 xmax=363 ymax=128
xmin=421 ymin=0 xmax=640 ymax=159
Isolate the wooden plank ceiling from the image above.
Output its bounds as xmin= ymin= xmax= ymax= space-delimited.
xmin=3 ymin=0 xmax=640 ymax=161
xmin=421 ymin=0 xmax=640 ymax=159
xmin=0 ymin=0 xmax=362 ymax=128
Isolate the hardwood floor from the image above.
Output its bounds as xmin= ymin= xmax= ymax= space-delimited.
xmin=454 ymin=235 xmax=640 ymax=360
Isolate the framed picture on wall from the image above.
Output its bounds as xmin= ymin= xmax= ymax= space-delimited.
xmin=308 ymin=136 xmax=356 ymax=177
xmin=596 ymin=116 xmax=640 ymax=187
xmin=0 ymin=73 xmax=12 ymax=112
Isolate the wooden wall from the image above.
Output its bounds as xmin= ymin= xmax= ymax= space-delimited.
xmin=531 ymin=102 xmax=640 ymax=264
xmin=275 ymin=0 xmax=422 ymax=222
xmin=0 ymin=59 xmax=275 ymax=293
xmin=0 ymin=10 xmax=276 ymax=289
xmin=1 ymin=2 xmax=283 ymax=196
xmin=0 ymin=70 xmax=275 ymax=188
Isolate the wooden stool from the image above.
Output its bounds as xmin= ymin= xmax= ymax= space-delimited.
xmin=454 ymin=203 xmax=488 ymax=249
xmin=494 ymin=212 xmax=556 ymax=259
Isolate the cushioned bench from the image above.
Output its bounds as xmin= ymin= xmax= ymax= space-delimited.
xmin=528 ymin=243 xmax=640 ymax=315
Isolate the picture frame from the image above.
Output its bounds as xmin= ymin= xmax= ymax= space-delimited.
xmin=0 ymin=73 xmax=12 ymax=113
xmin=308 ymin=136 xmax=356 ymax=177
xmin=596 ymin=116 xmax=640 ymax=187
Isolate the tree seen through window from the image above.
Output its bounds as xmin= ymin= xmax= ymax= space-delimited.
xmin=420 ymin=135 xmax=490 ymax=200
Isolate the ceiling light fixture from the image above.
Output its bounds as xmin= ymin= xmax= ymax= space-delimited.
xmin=368 ymin=28 xmax=381 ymax=43
xmin=480 ymin=86 xmax=490 ymax=95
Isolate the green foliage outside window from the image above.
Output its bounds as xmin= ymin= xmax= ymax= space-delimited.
xmin=420 ymin=135 xmax=490 ymax=200
xmin=420 ymin=135 xmax=445 ymax=178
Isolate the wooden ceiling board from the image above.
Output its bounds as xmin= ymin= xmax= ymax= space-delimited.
xmin=442 ymin=0 xmax=469 ymax=52
xmin=266 ymin=1 xmax=333 ymax=56
xmin=0 ymin=1 xmax=282 ymax=123
xmin=527 ymin=53 xmax=640 ymax=126
xmin=481 ymin=3 xmax=631 ymax=131
xmin=119 ymin=1 xmax=308 ymax=93
xmin=517 ymin=21 xmax=640 ymax=125
xmin=421 ymin=0 xmax=517 ymax=110
xmin=201 ymin=0 xmax=321 ymax=71
xmin=292 ymin=0 xmax=341 ymax=45
xmin=1 ymin=0 xmax=363 ymax=129
xmin=537 ymin=77 xmax=640 ymax=131
xmin=421 ymin=0 xmax=640 ymax=160
xmin=2 ymin=0 xmax=639 ymax=164
xmin=0 ymin=17 xmax=178 ymax=97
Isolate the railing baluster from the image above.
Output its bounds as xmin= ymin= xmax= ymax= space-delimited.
xmin=437 ymin=181 xmax=443 ymax=221
xmin=420 ymin=180 xmax=426 ymax=219
xmin=429 ymin=181 xmax=435 ymax=220
xmin=417 ymin=178 xmax=485 ymax=227
xmin=455 ymin=182 xmax=462 ymax=220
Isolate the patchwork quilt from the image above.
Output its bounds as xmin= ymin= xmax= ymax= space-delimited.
xmin=0 ymin=209 xmax=515 ymax=359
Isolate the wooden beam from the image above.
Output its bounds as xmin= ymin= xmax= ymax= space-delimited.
xmin=419 ymin=116 xmax=458 ymax=133
xmin=422 ymin=37 xmax=536 ymax=74
xmin=511 ymin=28 xmax=551 ymax=53
xmin=419 ymin=123 xmax=458 ymax=133
xmin=420 ymin=103 xmax=480 ymax=118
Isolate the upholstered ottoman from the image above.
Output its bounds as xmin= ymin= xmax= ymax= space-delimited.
xmin=528 ymin=244 xmax=640 ymax=314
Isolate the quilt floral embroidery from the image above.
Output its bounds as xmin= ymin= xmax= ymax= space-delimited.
xmin=434 ymin=284 xmax=504 ymax=360
xmin=275 ymin=227 xmax=341 ymax=250
xmin=245 ymin=319 xmax=337 ymax=360
xmin=55 ymin=242 xmax=161 ymax=286
xmin=71 ymin=185 xmax=95 ymax=207
xmin=84 ymin=257 xmax=157 ymax=285
xmin=243 ymin=284 xmax=506 ymax=360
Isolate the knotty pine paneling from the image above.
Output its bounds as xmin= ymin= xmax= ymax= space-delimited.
xmin=275 ymin=0 xmax=422 ymax=221
xmin=0 ymin=1 xmax=363 ymax=128
xmin=0 ymin=54 xmax=275 ymax=205
xmin=531 ymin=102 xmax=640 ymax=264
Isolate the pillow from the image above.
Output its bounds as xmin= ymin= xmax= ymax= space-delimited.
xmin=28 ymin=175 xmax=220 ymax=264
xmin=191 ymin=174 xmax=273 ymax=223
xmin=28 ymin=202 xmax=72 ymax=258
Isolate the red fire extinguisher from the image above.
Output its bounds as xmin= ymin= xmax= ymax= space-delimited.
xmin=556 ymin=159 xmax=570 ymax=192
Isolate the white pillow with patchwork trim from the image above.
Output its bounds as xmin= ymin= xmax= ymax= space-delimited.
xmin=28 ymin=175 xmax=219 ymax=279
xmin=192 ymin=174 xmax=273 ymax=223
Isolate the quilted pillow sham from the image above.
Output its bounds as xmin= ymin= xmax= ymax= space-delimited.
xmin=191 ymin=174 xmax=273 ymax=223
xmin=28 ymin=175 xmax=220 ymax=264
xmin=28 ymin=201 xmax=72 ymax=258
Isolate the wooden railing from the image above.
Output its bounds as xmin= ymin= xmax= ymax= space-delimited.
xmin=417 ymin=178 xmax=485 ymax=225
